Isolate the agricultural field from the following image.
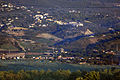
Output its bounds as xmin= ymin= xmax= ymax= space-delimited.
xmin=0 ymin=59 xmax=119 ymax=72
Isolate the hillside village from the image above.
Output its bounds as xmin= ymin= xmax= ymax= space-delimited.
xmin=0 ymin=1 xmax=120 ymax=65
xmin=0 ymin=48 xmax=119 ymax=65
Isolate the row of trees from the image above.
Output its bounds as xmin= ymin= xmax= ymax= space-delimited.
xmin=0 ymin=68 xmax=119 ymax=80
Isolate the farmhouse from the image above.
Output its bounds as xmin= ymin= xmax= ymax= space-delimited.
xmin=62 ymin=57 xmax=74 ymax=60
xmin=0 ymin=53 xmax=25 ymax=59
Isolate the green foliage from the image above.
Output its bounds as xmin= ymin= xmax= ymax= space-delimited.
xmin=69 ymin=70 xmax=82 ymax=80
xmin=113 ymin=71 xmax=120 ymax=80
xmin=100 ymin=69 xmax=113 ymax=80
xmin=84 ymin=71 xmax=100 ymax=80
xmin=100 ymin=69 xmax=120 ymax=80
xmin=76 ymin=77 xmax=84 ymax=80
xmin=0 ymin=69 xmax=119 ymax=80
xmin=51 ymin=70 xmax=71 ymax=80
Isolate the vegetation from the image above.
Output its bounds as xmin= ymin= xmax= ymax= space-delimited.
xmin=1 ymin=60 xmax=120 ymax=72
xmin=0 ymin=68 xmax=119 ymax=80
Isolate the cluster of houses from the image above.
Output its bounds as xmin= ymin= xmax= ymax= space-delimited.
xmin=0 ymin=1 xmax=91 ymax=29
xmin=0 ymin=2 xmax=85 ymax=38
xmin=0 ymin=2 xmax=29 ymax=36
xmin=0 ymin=3 xmax=14 ymax=12
xmin=32 ymin=13 xmax=84 ymax=27
xmin=0 ymin=52 xmax=75 ymax=61
xmin=28 ymin=7 xmax=84 ymax=28
xmin=31 ymin=54 xmax=88 ymax=64
xmin=57 ymin=55 xmax=74 ymax=60
xmin=0 ymin=53 xmax=25 ymax=59
xmin=0 ymin=2 xmax=27 ymax=12
xmin=0 ymin=51 xmax=119 ymax=65
xmin=32 ymin=56 xmax=54 ymax=60
xmin=32 ymin=55 xmax=75 ymax=60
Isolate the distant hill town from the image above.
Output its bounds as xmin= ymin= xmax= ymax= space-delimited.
xmin=0 ymin=0 xmax=120 ymax=65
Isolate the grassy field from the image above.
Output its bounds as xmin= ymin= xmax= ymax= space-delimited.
xmin=0 ymin=59 xmax=119 ymax=72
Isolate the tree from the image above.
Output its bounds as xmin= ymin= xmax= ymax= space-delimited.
xmin=76 ymin=77 xmax=84 ymax=80
xmin=52 ymin=70 xmax=71 ymax=80
xmin=84 ymin=71 xmax=100 ymax=80
xmin=113 ymin=71 xmax=120 ymax=80
xmin=100 ymin=69 xmax=113 ymax=80
xmin=69 ymin=70 xmax=82 ymax=80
